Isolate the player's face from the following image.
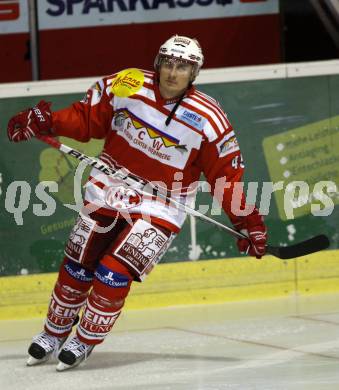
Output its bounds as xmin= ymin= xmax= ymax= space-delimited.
xmin=159 ymin=58 xmax=193 ymax=99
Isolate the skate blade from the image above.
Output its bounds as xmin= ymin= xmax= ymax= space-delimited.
xmin=26 ymin=355 xmax=48 ymax=366
xmin=56 ymin=361 xmax=73 ymax=372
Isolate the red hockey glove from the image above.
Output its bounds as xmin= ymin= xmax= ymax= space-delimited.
xmin=7 ymin=100 xmax=53 ymax=142
xmin=233 ymin=210 xmax=267 ymax=259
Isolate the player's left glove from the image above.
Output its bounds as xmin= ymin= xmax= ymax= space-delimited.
xmin=7 ymin=100 xmax=53 ymax=142
xmin=233 ymin=208 xmax=267 ymax=259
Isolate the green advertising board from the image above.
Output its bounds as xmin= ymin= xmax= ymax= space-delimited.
xmin=0 ymin=74 xmax=338 ymax=276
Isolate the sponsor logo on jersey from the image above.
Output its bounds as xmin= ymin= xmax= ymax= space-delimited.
xmin=217 ymin=133 xmax=239 ymax=157
xmin=111 ymin=68 xmax=144 ymax=98
xmin=113 ymin=73 xmax=141 ymax=89
xmin=179 ymin=109 xmax=205 ymax=131
xmin=113 ymin=110 xmax=128 ymax=128
xmin=147 ymin=127 xmax=180 ymax=148
xmin=94 ymin=264 xmax=130 ymax=287
xmin=115 ymin=109 xmax=188 ymax=154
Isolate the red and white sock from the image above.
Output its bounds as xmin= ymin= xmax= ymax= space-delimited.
xmin=44 ymin=258 xmax=94 ymax=338
xmin=76 ymin=256 xmax=133 ymax=345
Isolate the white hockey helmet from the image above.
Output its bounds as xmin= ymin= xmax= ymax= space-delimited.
xmin=155 ymin=35 xmax=204 ymax=79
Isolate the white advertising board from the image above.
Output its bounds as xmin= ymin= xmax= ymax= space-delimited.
xmin=0 ymin=0 xmax=279 ymax=34
xmin=0 ymin=0 xmax=28 ymax=34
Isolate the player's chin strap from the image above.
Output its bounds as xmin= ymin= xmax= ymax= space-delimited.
xmin=36 ymin=135 xmax=330 ymax=260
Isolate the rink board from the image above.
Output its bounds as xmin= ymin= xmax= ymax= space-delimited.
xmin=1 ymin=68 xmax=339 ymax=277
xmin=0 ymin=249 xmax=338 ymax=320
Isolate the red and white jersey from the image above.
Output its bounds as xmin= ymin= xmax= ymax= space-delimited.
xmin=52 ymin=69 xmax=244 ymax=232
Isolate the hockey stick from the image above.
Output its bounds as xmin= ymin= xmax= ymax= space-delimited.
xmin=36 ymin=135 xmax=330 ymax=259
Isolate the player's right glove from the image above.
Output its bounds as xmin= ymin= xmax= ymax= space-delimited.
xmin=7 ymin=100 xmax=53 ymax=142
xmin=232 ymin=208 xmax=267 ymax=259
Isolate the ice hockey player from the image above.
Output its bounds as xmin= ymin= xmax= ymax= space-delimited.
xmin=7 ymin=35 xmax=267 ymax=371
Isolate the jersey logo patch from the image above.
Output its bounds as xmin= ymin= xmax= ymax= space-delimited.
xmin=146 ymin=126 xmax=188 ymax=153
xmin=217 ymin=133 xmax=239 ymax=158
xmin=113 ymin=110 xmax=128 ymax=129
xmin=113 ymin=219 xmax=169 ymax=279
xmin=132 ymin=114 xmax=181 ymax=148
xmin=115 ymin=109 xmax=188 ymax=153
xmin=178 ymin=110 xmax=206 ymax=131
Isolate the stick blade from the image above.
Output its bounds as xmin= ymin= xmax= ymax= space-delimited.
xmin=267 ymin=234 xmax=330 ymax=259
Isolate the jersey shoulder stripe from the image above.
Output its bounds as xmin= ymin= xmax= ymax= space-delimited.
xmin=188 ymin=95 xmax=230 ymax=136
xmin=180 ymin=100 xmax=221 ymax=139
xmin=194 ymin=90 xmax=219 ymax=106
xmin=191 ymin=91 xmax=231 ymax=133
xmin=195 ymin=91 xmax=229 ymax=122
xmin=138 ymin=68 xmax=155 ymax=78
xmin=182 ymin=94 xmax=235 ymax=141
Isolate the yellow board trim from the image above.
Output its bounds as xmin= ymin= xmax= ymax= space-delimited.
xmin=0 ymin=250 xmax=338 ymax=320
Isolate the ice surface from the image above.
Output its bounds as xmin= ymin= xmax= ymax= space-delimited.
xmin=1 ymin=294 xmax=339 ymax=390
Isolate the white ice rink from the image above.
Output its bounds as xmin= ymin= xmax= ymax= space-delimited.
xmin=1 ymin=294 xmax=339 ymax=390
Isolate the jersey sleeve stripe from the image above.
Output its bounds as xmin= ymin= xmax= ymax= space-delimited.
xmin=194 ymin=90 xmax=218 ymax=106
xmin=194 ymin=90 xmax=232 ymax=125
xmin=187 ymin=96 xmax=232 ymax=136
xmin=190 ymin=93 xmax=231 ymax=133
xmin=139 ymin=69 xmax=155 ymax=78
xmin=180 ymin=100 xmax=222 ymax=138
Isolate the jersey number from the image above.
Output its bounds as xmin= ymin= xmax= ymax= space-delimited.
xmin=232 ymin=155 xmax=244 ymax=169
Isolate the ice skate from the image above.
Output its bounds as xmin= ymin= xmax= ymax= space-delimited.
xmin=56 ymin=335 xmax=95 ymax=371
xmin=27 ymin=331 xmax=67 ymax=366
